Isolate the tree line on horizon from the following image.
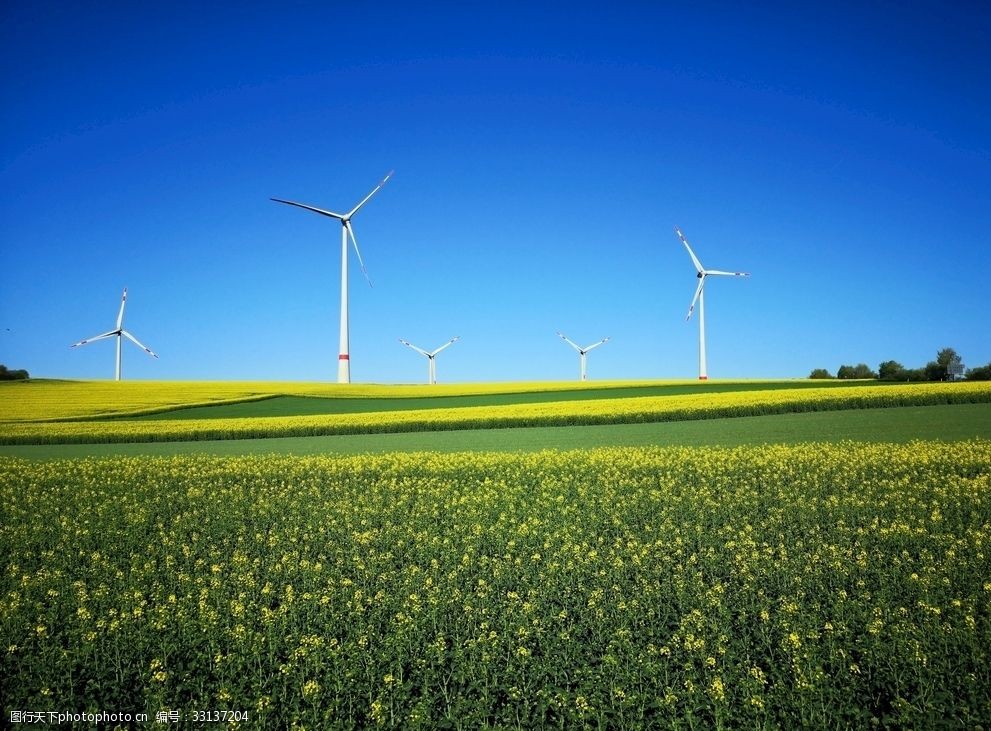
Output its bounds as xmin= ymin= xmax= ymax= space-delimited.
xmin=809 ymin=347 xmax=990 ymax=382
xmin=0 ymin=364 xmax=30 ymax=381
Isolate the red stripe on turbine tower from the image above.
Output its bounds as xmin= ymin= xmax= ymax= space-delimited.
xmin=339 ymin=354 xmax=350 ymax=360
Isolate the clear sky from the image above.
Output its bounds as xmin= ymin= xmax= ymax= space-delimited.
xmin=2 ymin=1 xmax=988 ymax=383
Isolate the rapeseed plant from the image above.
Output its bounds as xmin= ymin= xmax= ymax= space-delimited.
xmin=1 ymin=442 xmax=988 ymax=726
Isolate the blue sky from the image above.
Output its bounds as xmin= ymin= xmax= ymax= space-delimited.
xmin=2 ymin=1 xmax=988 ymax=382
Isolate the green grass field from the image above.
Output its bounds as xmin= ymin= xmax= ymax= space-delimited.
xmin=122 ymin=380 xmax=888 ymax=420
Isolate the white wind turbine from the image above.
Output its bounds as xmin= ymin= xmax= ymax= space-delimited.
xmin=399 ymin=337 xmax=460 ymax=384
xmin=271 ymin=171 xmax=393 ymax=383
xmin=557 ymin=332 xmax=610 ymax=382
xmin=70 ymin=288 xmax=158 ymax=381
xmin=675 ymin=226 xmax=749 ymax=380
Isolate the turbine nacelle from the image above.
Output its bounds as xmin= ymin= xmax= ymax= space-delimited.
xmin=271 ymin=170 xmax=393 ymax=291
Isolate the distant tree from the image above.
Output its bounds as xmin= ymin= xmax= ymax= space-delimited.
xmin=852 ymin=363 xmax=877 ymax=379
xmin=878 ymin=360 xmax=906 ymax=381
xmin=902 ymin=367 xmax=926 ymax=382
xmin=936 ymin=347 xmax=961 ymax=368
xmin=920 ymin=348 xmax=963 ymax=381
xmin=935 ymin=347 xmax=963 ymax=380
xmin=965 ymin=362 xmax=991 ymax=381
xmin=923 ymin=360 xmax=944 ymax=382
xmin=837 ymin=363 xmax=876 ymax=379
xmin=809 ymin=368 xmax=833 ymax=379
xmin=0 ymin=364 xmax=29 ymax=380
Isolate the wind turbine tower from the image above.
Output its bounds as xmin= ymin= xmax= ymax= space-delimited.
xmin=399 ymin=337 xmax=460 ymax=384
xmin=70 ymin=288 xmax=158 ymax=381
xmin=557 ymin=332 xmax=610 ymax=381
xmin=272 ymin=171 xmax=392 ymax=383
xmin=675 ymin=226 xmax=749 ymax=380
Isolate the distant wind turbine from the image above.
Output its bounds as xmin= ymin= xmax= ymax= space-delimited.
xmin=557 ymin=332 xmax=610 ymax=381
xmin=70 ymin=288 xmax=158 ymax=381
xmin=399 ymin=337 xmax=460 ymax=384
xmin=675 ymin=226 xmax=749 ymax=380
xmin=271 ymin=171 xmax=393 ymax=383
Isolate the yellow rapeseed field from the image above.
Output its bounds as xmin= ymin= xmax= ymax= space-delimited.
xmin=1 ymin=381 xmax=988 ymax=444
xmin=0 ymin=379 xmax=685 ymax=422
xmin=2 ymin=442 xmax=989 ymax=727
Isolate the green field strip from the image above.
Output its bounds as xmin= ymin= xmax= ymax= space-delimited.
xmin=2 ymin=403 xmax=987 ymax=458
xmin=33 ymin=394 xmax=281 ymax=423
xmin=119 ymin=380 xmax=887 ymax=420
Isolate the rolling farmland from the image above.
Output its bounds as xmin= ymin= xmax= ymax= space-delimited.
xmin=2 ymin=379 xmax=990 ymax=727
xmin=2 ymin=380 xmax=988 ymax=446
xmin=0 ymin=378 xmax=894 ymax=423
xmin=7 ymin=3 xmax=990 ymax=728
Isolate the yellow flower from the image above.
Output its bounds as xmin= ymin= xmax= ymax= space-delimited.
xmin=708 ymin=677 xmax=726 ymax=702
xmin=370 ymin=700 xmax=385 ymax=725
xmin=302 ymin=680 xmax=320 ymax=699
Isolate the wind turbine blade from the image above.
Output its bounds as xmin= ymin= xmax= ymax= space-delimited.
xmin=70 ymin=330 xmax=117 ymax=348
xmin=557 ymin=332 xmax=582 ymax=352
xmin=116 ymin=288 xmax=127 ymax=329
xmin=583 ymin=337 xmax=611 ymax=352
xmin=686 ymin=277 xmax=705 ymax=320
xmin=675 ymin=226 xmax=705 ymax=273
xmin=121 ymin=330 xmax=159 ymax=358
xmin=704 ymin=269 xmax=750 ymax=277
xmin=347 ymin=170 xmax=394 ymax=218
xmin=399 ymin=339 xmax=430 ymax=357
xmin=430 ymin=336 xmax=461 ymax=356
xmin=270 ymin=198 xmax=345 ymax=220
xmin=345 ymin=221 xmax=373 ymax=288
